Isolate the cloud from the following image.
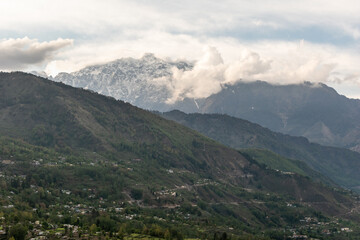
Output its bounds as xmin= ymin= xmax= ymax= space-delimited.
xmin=1 ymin=1 xmax=359 ymax=97
xmin=224 ymin=50 xmax=271 ymax=82
xmin=2 ymin=1 xmax=360 ymax=42
xmin=44 ymin=31 xmax=207 ymax=76
xmin=161 ymin=46 xmax=271 ymax=103
xmin=162 ymin=47 xmax=227 ymax=103
xmin=39 ymin=31 xmax=360 ymax=100
xmin=157 ymin=43 xmax=360 ymax=102
xmin=0 ymin=37 xmax=73 ymax=70
xmin=35 ymin=29 xmax=359 ymax=99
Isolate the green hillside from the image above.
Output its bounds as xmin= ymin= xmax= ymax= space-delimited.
xmin=160 ymin=110 xmax=360 ymax=190
xmin=1 ymin=72 xmax=360 ymax=239
xmin=240 ymin=149 xmax=334 ymax=185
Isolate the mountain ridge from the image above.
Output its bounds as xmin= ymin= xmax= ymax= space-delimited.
xmin=1 ymin=72 xmax=360 ymax=238
xmin=51 ymin=55 xmax=360 ymax=152
xmin=160 ymin=110 xmax=360 ymax=191
xmin=53 ymin=54 xmax=192 ymax=111
xmin=171 ymin=81 xmax=360 ymax=150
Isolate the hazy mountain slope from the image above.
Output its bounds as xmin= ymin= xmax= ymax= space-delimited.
xmin=171 ymin=81 xmax=360 ymax=150
xmin=160 ymin=110 xmax=360 ymax=190
xmin=1 ymin=72 xmax=359 ymax=238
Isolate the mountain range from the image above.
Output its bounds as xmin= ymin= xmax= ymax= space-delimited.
xmin=51 ymin=54 xmax=360 ymax=152
xmin=171 ymin=81 xmax=360 ymax=152
xmin=1 ymin=72 xmax=360 ymax=239
xmin=160 ymin=110 xmax=360 ymax=191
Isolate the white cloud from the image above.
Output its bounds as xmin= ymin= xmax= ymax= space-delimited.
xmin=1 ymin=1 xmax=360 ymax=98
xmin=152 ymin=42 xmax=360 ymax=102
xmin=1 ymin=1 xmax=360 ymax=39
xmin=36 ymin=31 xmax=360 ymax=99
xmin=342 ymin=25 xmax=360 ymax=40
xmin=161 ymin=46 xmax=227 ymax=103
xmin=157 ymin=46 xmax=271 ymax=103
xmin=224 ymin=51 xmax=271 ymax=83
xmin=44 ymin=31 xmax=206 ymax=76
xmin=0 ymin=37 xmax=72 ymax=70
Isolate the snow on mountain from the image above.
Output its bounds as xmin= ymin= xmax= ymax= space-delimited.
xmin=53 ymin=53 xmax=192 ymax=110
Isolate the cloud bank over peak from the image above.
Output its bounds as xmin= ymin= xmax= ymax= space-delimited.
xmin=161 ymin=45 xmax=341 ymax=103
xmin=1 ymin=1 xmax=360 ymax=98
xmin=163 ymin=47 xmax=228 ymax=103
xmin=0 ymin=37 xmax=73 ymax=71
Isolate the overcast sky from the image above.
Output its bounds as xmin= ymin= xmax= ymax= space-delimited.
xmin=1 ymin=0 xmax=360 ymax=98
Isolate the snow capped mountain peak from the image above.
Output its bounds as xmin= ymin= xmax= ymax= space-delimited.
xmin=141 ymin=52 xmax=157 ymax=61
xmin=53 ymin=54 xmax=192 ymax=110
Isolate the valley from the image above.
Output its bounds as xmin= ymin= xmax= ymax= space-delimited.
xmin=1 ymin=72 xmax=360 ymax=239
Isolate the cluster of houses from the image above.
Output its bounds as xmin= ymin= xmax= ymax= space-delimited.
xmin=289 ymin=217 xmax=353 ymax=239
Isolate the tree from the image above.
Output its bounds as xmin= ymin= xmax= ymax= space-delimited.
xmin=130 ymin=189 xmax=143 ymax=200
xmin=118 ymin=224 xmax=126 ymax=240
xmin=220 ymin=232 xmax=228 ymax=240
xmin=9 ymin=224 xmax=28 ymax=240
xmin=164 ymin=229 xmax=171 ymax=240
xmin=90 ymin=224 xmax=97 ymax=235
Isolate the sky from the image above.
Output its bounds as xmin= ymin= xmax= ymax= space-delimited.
xmin=1 ymin=0 xmax=360 ymax=99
